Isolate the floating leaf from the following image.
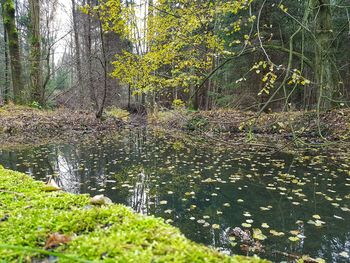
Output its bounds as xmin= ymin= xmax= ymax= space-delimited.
xmin=212 ymin=224 xmax=220 ymax=229
xmin=339 ymin=251 xmax=349 ymax=258
xmin=288 ymin=236 xmax=300 ymax=242
xmin=253 ymin=228 xmax=267 ymax=240
xmin=241 ymin=223 xmax=251 ymax=228
xmin=314 ymin=220 xmax=326 ymax=227
xmin=269 ymin=230 xmax=285 ymax=236
xmin=290 ymin=230 xmax=300 ymax=236
xmin=261 ymin=223 xmax=270 ymax=229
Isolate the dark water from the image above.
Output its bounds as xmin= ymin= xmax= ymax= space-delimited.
xmin=1 ymin=129 xmax=350 ymax=262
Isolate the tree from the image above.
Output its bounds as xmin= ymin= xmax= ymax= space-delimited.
xmin=97 ymin=0 xmax=253 ymax=110
xmin=1 ymin=0 xmax=24 ymax=103
xmin=71 ymin=0 xmax=83 ymax=106
xmin=29 ymin=0 xmax=42 ymax=104
xmin=310 ymin=0 xmax=339 ymax=110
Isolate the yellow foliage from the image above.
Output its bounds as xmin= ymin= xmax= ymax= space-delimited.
xmin=93 ymin=0 xmax=252 ymax=95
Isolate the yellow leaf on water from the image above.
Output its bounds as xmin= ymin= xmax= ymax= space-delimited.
xmin=312 ymin=214 xmax=321 ymax=219
xmin=290 ymin=230 xmax=300 ymax=236
xmin=253 ymin=228 xmax=267 ymax=240
xmin=270 ymin=230 xmax=285 ymax=237
xmin=261 ymin=223 xmax=270 ymax=228
xmin=212 ymin=224 xmax=220 ymax=229
xmin=288 ymin=236 xmax=300 ymax=242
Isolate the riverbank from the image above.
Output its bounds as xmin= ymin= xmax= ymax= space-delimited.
xmin=0 ymin=105 xmax=124 ymax=146
xmin=0 ymin=166 xmax=267 ymax=262
xmin=148 ymin=108 xmax=350 ymax=147
xmin=1 ymin=105 xmax=350 ymax=149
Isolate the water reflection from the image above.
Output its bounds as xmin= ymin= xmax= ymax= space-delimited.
xmin=0 ymin=129 xmax=350 ymax=262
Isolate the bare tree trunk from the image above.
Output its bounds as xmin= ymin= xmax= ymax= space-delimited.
xmin=3 ymin=26 xmax=9 ymax=102
xmin=128 ymin=83 xmax=131 ymax=109
xmin=311 ymin=0 xmax=338 ymax=110
xmin=83 ymin=0 xmax=97 ymax=110
xmin=95 ymin=16 xmax=108 ymax=119
xmin=29 ymin=0 xmax=42 ymax=104
xmin=1 ymin=0 xmax=24 ymax=103
xmin=71 ymin=0 xmax=83 ymax=106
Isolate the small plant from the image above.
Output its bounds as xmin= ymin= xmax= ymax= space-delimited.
xmin=186 ymin=116 xmax=209 ymax=131
xmin=172 ymin=140 xmax=185 ymax=151
xmin=172 ymin=99 xmax=185 ymax=110
xmin=106 ymin=107 xmax=130 ymax=121
xmin=30 ymin=101 xmax=42 ymax=110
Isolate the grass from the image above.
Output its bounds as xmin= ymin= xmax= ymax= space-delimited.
xmin=0 ymin=166 xmax=268 ymax=263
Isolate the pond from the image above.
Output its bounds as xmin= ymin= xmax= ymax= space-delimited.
xmin=0 ymin=129 xmax=349 ymax=262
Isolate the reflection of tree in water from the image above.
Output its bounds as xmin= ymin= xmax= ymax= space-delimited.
xmin=129 ymin=170 xmax=150 ymax=214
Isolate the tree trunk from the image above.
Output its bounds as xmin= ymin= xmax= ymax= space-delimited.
xmin=190 ymin=85 xmax=199 ymax=110
xmin=83 ymin=0 xmax=97 ymax=110
xmin=1 ymin=0 xmax=24 ymax=103
xmin=3 ymin=26 xmax=9 ymax=102
xmin=71 ymin=0 xmax=83 ymax=107
xmin=311 ymin=0 xmax=338 ymax=110
xmin=95 ymin=16 xmax=108 ymax=119
xmin=29 ymin=0 xmax=42 ymax=104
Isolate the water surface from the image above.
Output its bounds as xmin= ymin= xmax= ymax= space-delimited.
xmin=1 ymin=129 xmax=349 ymax=262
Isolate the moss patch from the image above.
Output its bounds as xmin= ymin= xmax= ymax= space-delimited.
xmin=0 ymin=166 xmax=268 ymax=263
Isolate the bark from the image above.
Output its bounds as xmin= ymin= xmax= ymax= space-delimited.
xmin=95 ymin=16 xmax=108 ymax=119
xmin=71 ymin=0 xmax=83 ymax=106
xmin=311 ymin=0 xmax=339 ymax=110
xmin=83 ymin=0 xmax=97 ymax=110
xmin=3 ymin=26 xmax=9 ymax=102
xmin=29 ymin=0 xmax=42 ymax=104
xmin=1 ymin=0 xmax=24 ymax=103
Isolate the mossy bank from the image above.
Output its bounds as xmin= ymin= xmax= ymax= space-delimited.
xmin=0 ymin=166 xmax=267 ymax=262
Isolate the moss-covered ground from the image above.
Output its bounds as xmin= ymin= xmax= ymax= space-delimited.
xmin=0 ymin=166 xmax=268 ymax=262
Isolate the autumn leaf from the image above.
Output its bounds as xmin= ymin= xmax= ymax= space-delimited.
xmin=44 ymin=233 xmax=72 ymax=249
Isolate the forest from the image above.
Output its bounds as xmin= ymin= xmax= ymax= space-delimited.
xmin=0 ymin=0 xmax=350 ymax=263
xmin=1 ymin=0 xmax=349 ymax=115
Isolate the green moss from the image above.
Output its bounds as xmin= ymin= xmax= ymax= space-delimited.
xmin=0 ymin=166 xmax=268 ymax=263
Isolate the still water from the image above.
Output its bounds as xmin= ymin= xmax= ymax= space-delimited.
xmin=0 ymin=129 xmax=349 ymax=262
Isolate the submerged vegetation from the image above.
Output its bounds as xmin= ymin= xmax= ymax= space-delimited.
xmin=0 ymin=165 xmax=267 ymax=262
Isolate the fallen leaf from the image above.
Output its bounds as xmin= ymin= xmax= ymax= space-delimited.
xmin=45 ymin=233 xmax=71 ymax=249
xmin=253 ymin=228 xmax=267 ymax=240
xmin=288 ymin=236 xmax=300 ymax=242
